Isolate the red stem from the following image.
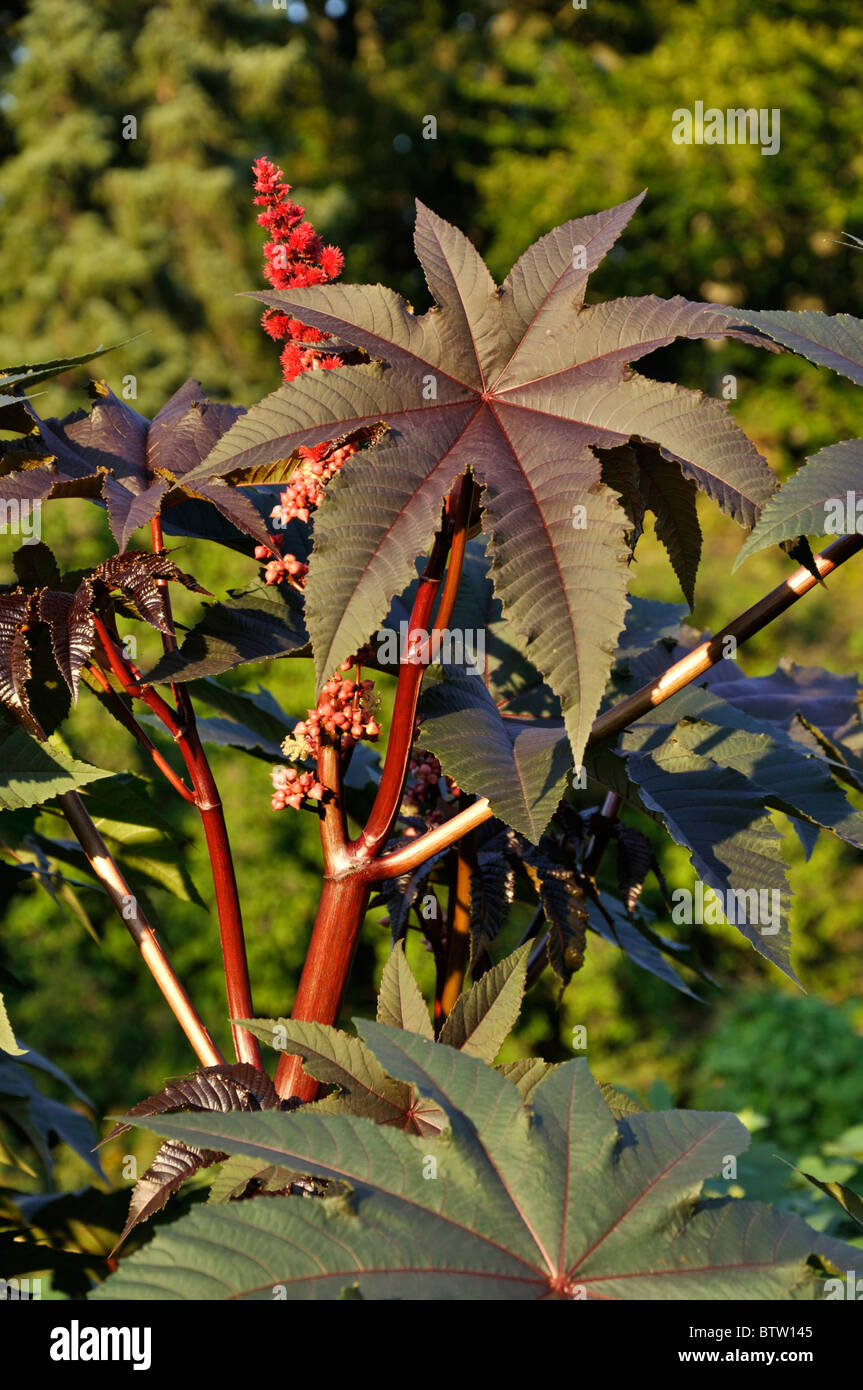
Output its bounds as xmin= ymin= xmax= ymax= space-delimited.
xmin=274 ymin=873 xmax=372 ymax=1101
xmin=87 ymin=662 xmax=197 ymax=803
xmin=94 ymin=570 xmax=260 ymax=1068
xmin=351 ymin=525 xmax=452 ymax=861
xmin=275 ymin=476 xmax=475 ymax=1099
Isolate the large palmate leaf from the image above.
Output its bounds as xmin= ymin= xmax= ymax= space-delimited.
xmin=736 ymin=438 xmax=863 ymax=566
xmin=93 ymin=1031 xmax=858 ymax=1301
xmin=190 ymin=198 xmax=776 ymax=765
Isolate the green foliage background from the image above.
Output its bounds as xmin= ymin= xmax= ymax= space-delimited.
xmin=1 ymin=0 xmax=862 ymax=1199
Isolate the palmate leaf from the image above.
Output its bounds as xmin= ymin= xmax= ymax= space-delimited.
xmin=93 ymin=1032 xmax=859 ymax=1301
xmin=7 ymin=380 xmax=273 ymax=552
xmin=190 ymin=198 xmax=776 ymax=767
xmin=735 ymin=437 xmax=863 ymax=567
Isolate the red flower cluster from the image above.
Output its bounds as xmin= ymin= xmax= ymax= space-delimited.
xmin=252 ymin=158 xmax=357 ymax=591
xmin=252 ymin=156 xmax=344 ymax=382
xmin=294 ymin=672 xmax=381 ymax=757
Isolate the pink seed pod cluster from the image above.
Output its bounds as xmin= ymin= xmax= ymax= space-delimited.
xmin=271 ymin=766 xmax=325 ymax=812
xmin=402 ymin=749 xmax=460 ymax=827
xmin=294 ymin=673 xmax=381 ymax=757
xmin=272 ymin=660 xmax=382 ymax=812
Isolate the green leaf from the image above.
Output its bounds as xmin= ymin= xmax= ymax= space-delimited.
xmin=0 ymin=343 xmax=122 ymax=391
xmin=419 ymin=670 xmax=570 ymax=842
xmin=439 ymin=943 xmax=530 ymax=1060
xmin=0 ymin=729 xmax=111 ymax=811
xmin=735 ymin=437 xmax=863 ymax=567
xmin=142 ymin=584 xmax=307 ymax=683
xmin=0 ymin=992 xmax=26 ymax=1056
xmin=732 ymin=308 xmax=863 ymax=386
xmin=622 ymin=735 xmax=794 ymax=979
xmin=630 ymin=683 xmax=863 ymax=849
xmin=94 ymin=1039 xmax=859 ymax=1300
xmin=469 ymin=842 xmax=515 ymax=965
xmin=792 ymin=1167 xmax=863 ymax=1231
xmin=376 ymin=943 xmax=434 ymax=1039
xmin=597 ymin=1081 xmax=644 ymax=1119
xmin=585 ymin=890 xmax=700 ymax=999
xmin=496 ymin=1057 xmax=558 ymax=1102
xmin=0 ymin=1056 xmax=103 ymax=1179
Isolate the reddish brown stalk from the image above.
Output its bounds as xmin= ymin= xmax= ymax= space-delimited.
xmin=179 ymin=719 xmax=260 ymax=1067
xmin=371 ymin=531 xmax=863 ymax=881
xmin=274 ymin=874 xmax=372 ymax=1101
xmin=351 ymin=527 xmax=452 ymax=862
xmin=439 ymin=832 xmax=475 ymax=1022
xmin=275 ymin=480 xmax=475 ymax=1099
xmin=435 ymin=475 xmax=473 ymax=634
xmin=93 ymin=616 xmax=186 ymax=737
xmin=57 ymin=791 xmax=223 ymax=1067
xmin=86 ymin=662 xmax=197 ymax=803
xmin=95 ymin=587 xmax=260 ymax=1068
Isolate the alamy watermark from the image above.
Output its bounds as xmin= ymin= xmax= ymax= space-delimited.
xmin=672 ymin=102 xmax=781 ymax=157
xmin=823 ymin=492 xmax=863 ymax=534
xmin=0 ymin=497 xmax=41 ymax=544
xmin=375 ymin=622 xmax=485 ymax=676
xmin=671 ymin=881 xmax=781 ymax=935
